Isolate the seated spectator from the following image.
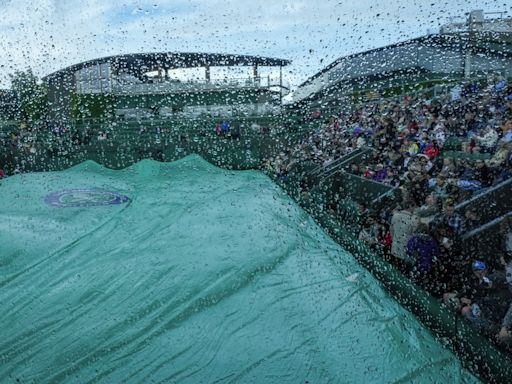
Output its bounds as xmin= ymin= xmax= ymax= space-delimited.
xmin=348 ymin=162 xmax=360 ymax=175
xmin=362 ymin=165 xmax=374 ymax=179
xmin=428 ymin=174 xmax=450 ymax=201
xmin=383 ymin=167 xmax=401 ymax=187
xmin=377 ymin=222 xmax=393 ymax=258
xmin=458 ymin=260 xmax=509 ymax=321
xmin=372 ymin=163 xmax=387 ymax=182
xmin=387 ymin=149 xmax=404 ymax=170
xmin=417 ymin=154 xmax=434 ymax=174
xmin=405 ymin=155 xmax=422 ymax=173
xmin=475 ymin=126 xmax=499 ymax=153
xmin=466 ymin=261 xmax=495 ymax=296
xmin=404 ymin=137 xmax=419 ymax=156
xmin=358 ymin=215 xmax=380 ymax=250
xmin=464 ymin=208 xmax=480 ymax=231
xmin=454 ymin=160 xmax=483 ymax=193
xmin=406 ymin=171 xmax=429 ymax=206
xmin=489 ymin=141 xmax=512 ymax=168
xmin=355 ymin=132 xmax=366 ymax=148
xmin=424 ymin=140 xmax=441 ymax=160
xmin=492 ymin=149 xmax=512 ymax=184
xmin=433 ymin=121 xmax=447 ymax=147
xmin=500 ymin=119 xmax=512 ymax=144
xmin=497 ymin=304 xmax=512 ymax=349
xmin=440 ymin=157 xmax=457 ymax=178
xmin=472 ymin=159 xmax=495 ymax=188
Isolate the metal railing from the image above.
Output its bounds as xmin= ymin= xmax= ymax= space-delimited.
xmin=79 ymin=76 xmax=286 ymax=95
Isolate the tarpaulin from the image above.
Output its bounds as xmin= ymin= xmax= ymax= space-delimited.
xmin=0 ymin=155 xmax=478 ymax=383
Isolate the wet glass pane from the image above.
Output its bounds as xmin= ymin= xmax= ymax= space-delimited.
xmin=1 ymin=1 xmax=512 ymax=383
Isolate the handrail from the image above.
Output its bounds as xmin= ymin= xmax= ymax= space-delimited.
xmin=455 ymin=177 xmax=512 ymax=226
xmin=309 ymin=148 xmax=366 ymax=176
xmin=320 ymin=147 xmax=374 ymax=180
xmin=462 ymin=211 xmax=512 ymax=241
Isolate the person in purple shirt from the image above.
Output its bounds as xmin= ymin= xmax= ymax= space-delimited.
xmin=372 ymin=164 xmax=387 ymax=182
xmin=406 ymin=231 xmax=440 ymax=287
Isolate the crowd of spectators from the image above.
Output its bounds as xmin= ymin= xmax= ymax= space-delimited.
xmin=0 ymin=119 xmax=100 ymax=174
xmin=265 ymin=77 xmax=512 ymax=351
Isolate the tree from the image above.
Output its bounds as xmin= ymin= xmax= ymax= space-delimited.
xmin=9 ymin=69 xmax=48 ymax=122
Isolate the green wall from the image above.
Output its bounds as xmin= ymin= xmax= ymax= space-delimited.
xmin=70 ymin=89 xmax=276 ymax=119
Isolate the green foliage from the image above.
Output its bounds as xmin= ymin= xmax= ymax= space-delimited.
xmin=9 ymin=69 xmax=48 ymax=121
xmin=70 ymin=94 xmax=115 ymax=119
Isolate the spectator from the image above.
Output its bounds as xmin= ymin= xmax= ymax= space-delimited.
xmin=429 ymin=198 xmax=466 ymax=237
xmin=424 ymin=140 xmax=441 ymax=160
xmin=501 ymin=215 xmax=512 ymax=258
xmin=383 ymin=167 xmax=401 ymax=187
xmin=497 ymin=304 xmax=512 ymax=348
xmin=407 ymin=171 xmax=429 ymax=206
xmin=464 ymin=208 xmax=480 ymax=231
xmin=428 ymin=174 xmax=450 ymax=201
xmin=221 ymin=120 xmax=230 ymax=133
xmin=475 ymin=126 xmax=499 ymax=153
xmin=496 ymin=252 xmax=512 ymax=348
xmin=500 ymin=251 xmax=512 ymax=294
xmin=472 ymin=159 xmax=495 ymax=188
xmin=390 ymin=194 xmax=420 ymax=263
xmin=358 ymin=215 xmax=380 ymax=250
xmin=415 ymin=193 xmax=441 ymax=224
xmin=440 ymin=157 xmax=457 ymax=177
xmin=500 ymin=119 xmax=512 ymax=144
xmin=348 ymin=162 xmax=360 ymax=175
xmin=372 ymin=163 xmax=387 ymax=182
xmin=406 ymin=226 xmax=440 ymax=287
xmin=432 ymin=223 xmax=464 ymax=294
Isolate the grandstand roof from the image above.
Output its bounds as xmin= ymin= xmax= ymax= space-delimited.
xmin=297 ymin=32 xmax=512 ymax=88
xmin=43 ymin=52 xmax=291 ymax=80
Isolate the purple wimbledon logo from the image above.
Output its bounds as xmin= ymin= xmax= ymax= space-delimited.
xmin=45 ymin=188 xmax=130 ymax=208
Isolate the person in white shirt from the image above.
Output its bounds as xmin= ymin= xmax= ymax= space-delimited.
xmin=475 ymin=126 xmax=499 ymax=152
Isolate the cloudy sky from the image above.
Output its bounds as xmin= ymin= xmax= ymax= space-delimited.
xmin=0 ymin=0 xmax=509 ymax=88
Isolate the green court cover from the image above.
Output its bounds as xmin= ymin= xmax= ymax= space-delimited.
xmin=0 ymin=155 xmax=478 ymax=383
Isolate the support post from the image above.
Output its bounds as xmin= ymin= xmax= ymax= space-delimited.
xmin=279 ymin=65 xmax=283 ymax=105
xmin=205 ymin=65 xmax=211 ymax=82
